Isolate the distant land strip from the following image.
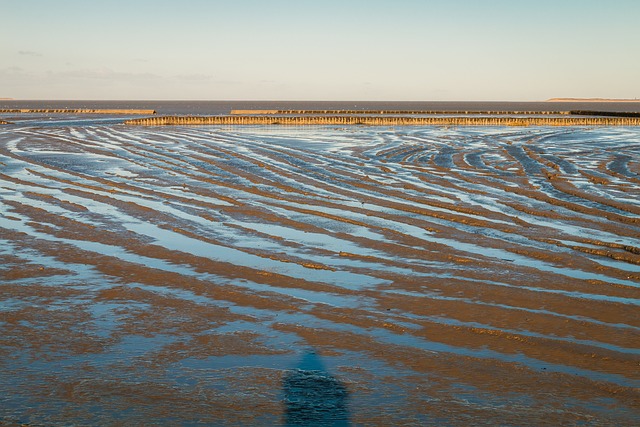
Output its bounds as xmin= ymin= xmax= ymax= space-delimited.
xmin=0 ymin=108 xmax=156 ymax=114
xmin=547 ymin=98 xmax=640 ymax=102
xmin=231 ymin=109 xmax=570 ymax=115
xmin=125 ymin=115 xmax=640 ymax=126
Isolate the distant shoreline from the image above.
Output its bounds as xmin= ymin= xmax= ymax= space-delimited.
xmin=547 ymin=98 xmax=640 ymax=102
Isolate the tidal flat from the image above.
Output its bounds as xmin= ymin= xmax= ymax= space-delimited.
xmin=1 ymin=117 xmax=639 ymax=425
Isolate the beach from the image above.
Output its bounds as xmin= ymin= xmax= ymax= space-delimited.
xmin=1 ymin=107 xmax=639 ymax=425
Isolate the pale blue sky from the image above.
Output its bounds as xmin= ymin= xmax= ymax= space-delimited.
xmin=2 ymin=0 xmax=639 ymax=100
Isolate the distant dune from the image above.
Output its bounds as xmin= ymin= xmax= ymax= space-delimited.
xmin=0 ymin=97 xmax=14 ymax=100
xmin=547 ymin=97 xmax=640 ymax=102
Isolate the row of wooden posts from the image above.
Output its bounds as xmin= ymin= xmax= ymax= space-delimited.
xmin=230 ymin=109 xmax=572 ymax=116
xmin=0 ymin=109 xmax=156 ymax=114
xmin=124 ymin=115 xmax=640 ymax=126
xmin=3 ymin=110 xmax=639 ymax=126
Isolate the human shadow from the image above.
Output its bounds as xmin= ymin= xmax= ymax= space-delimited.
xmin=282 ymin=350 xmax=350 ymax=426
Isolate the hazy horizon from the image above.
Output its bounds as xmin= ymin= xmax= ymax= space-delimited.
xmin=2 ymin=97 xmax=639 ymax=104
xmin=2 ymin=0 xmax=639 ymax=101
xmin=0 ymin=97 xmax=610 ymax=102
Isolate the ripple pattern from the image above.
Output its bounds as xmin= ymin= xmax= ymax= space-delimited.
xmin=1 ymin=124 xmax=639 ymax=425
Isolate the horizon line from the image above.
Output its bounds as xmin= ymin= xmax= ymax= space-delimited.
xmin=2 ymin=98 xmax=639 ymax=103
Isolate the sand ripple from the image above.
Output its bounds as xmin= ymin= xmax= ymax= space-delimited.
xmin=1 ymin=124 xmax=639 ymax=425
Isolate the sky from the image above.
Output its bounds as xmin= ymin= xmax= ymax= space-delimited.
xmin=2 ymin=0 xmax=639 ymax=101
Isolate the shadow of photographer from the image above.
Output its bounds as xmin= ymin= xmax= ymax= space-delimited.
xmin=282 ymin=350 xmax=350 ymax=426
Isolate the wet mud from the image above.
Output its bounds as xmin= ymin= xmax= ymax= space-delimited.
xmin=1 ymin=121 xmax=639 ymax=425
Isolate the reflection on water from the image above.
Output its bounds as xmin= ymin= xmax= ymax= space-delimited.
xmin=283 ymin=350 xmax=350 ymax=426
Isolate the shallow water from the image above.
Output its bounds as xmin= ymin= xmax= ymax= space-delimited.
xmin=1 ymin=112 xmax=639 ymax=425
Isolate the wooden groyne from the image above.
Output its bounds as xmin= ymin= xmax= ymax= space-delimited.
xmin=0 ymin=109 xmax=156 ymax=115
xmin=231 ymin=109 xmax=569 ymax=116
xmin=125 ymin=115 xmax=640 ymax=127
xmin=569 ymin=110 xmax=640 ymax=118
xmin=232 ymin=110 xmax=281 ymax=115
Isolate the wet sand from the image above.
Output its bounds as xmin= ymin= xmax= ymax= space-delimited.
xmin=0 ymin=118 xmax=639 ymax=425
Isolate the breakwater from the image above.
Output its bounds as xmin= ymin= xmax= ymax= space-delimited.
xmin=570 ymin=110 xmax=640 ymax=118
xmin=0 ymin=108 xmax=156 ymax=114
xmin=125 ymin=115 xmax=640 ymax=126
xmin=231 ymin=109 xmax=569 ymax=115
